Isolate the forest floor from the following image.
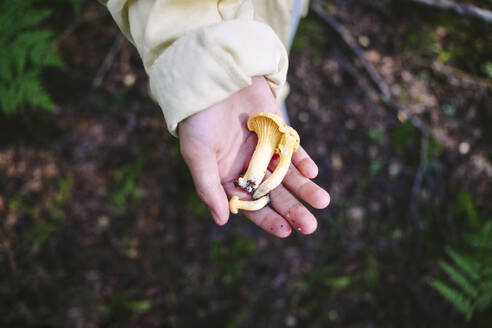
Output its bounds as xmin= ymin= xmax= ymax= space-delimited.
xmin=0 ymin=0 xmax=491 ymax=327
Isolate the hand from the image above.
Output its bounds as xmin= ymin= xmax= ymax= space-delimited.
xmin=178 ymin=76 xmax=330 ymax=237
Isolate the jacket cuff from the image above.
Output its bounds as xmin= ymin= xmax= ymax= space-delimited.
xmin=148 ymin=20 xmax=289 ymax=136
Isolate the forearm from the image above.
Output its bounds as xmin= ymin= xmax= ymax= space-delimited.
xmin=100 ymin=0 xmax=289 ymax=136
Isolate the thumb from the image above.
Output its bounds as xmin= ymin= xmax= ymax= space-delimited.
xmin=181 ymin=142 xmax=230 ymax=225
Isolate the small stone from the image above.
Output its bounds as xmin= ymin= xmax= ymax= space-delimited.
xmin=388 ymin=162 xmax=401 ymax=177
xmin=285 ymin=315 xmax=297 ymax=327
xmin=365 ymin=50 xmax=381 ymax=63
xmin=358 ymin=35 xmax=370 ymax=47
xmin=331 ymin=153 xmax=343 ymax=170
xmin=348 ymin=206 xmax=365 ymax=221
xmin=459 ymin=142 xmax=470 ymax=155
xmin=435 ymin=26 xmax=448 ymax=38
xmin=44 ymin=163 xmax=58 ymax=178
xmin=397 ymin=111 xmax=408 ymax=123
xmin=127 ymin=248 xmax=138 ymax=259
xmin=123 ymin=73 xmax=136 ymax=87
xmin=97 ymin=215 xmax=110 ymax=231
xmin=7 ymin=166 xmax=16 ymax=177
xmin=401 ymin=70 xmax=412 ymax=82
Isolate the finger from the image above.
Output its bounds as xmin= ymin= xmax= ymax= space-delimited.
xmin=181 ymin=142 xmax=230 ymax=226
xmin=242 ymin=206 xmax=292 ymax=238
xmin=268 ymin=183 xmax=318 ymax=234
xmin=292 ymin=145 xmax=318 ymax=179
xmin=268 ymin=159 xmax=330 ymax=209
xmin=224 ymin=182 xmax=292 ymax=238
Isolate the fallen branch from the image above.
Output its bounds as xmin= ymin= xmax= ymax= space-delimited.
xmin=92 ymin=34 xmax=125 ymax=90
xmin=408 ymin=0 xmax=492 ymax=24
xmin=55 ymin=11 xmax=108 ymax=45
xmin=311 ymin=0 xmax=492 ymax=178
xmin=312 ymin=2 xmax=391 ymax=101
xmin=409 ymin=135 xmax=427 ymax=220
xmin=409 ymin=56 xmax=492 ymax=90
xmin=311 ymin=1 xmax=430 ymax=136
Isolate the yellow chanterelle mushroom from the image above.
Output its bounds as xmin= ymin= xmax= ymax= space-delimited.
xmin=237 ymin=112 xmax=286 ymax=193
xmin=253 ymin=126 xmax=299 ymax=199
xmin=229 ymin=195 xmax=270 ymax=214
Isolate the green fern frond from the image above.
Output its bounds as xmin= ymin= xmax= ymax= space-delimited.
xmin=0 ymin=3 xmax=52 ymax=40
xmin=446 ymin=248 xmax=480 ymax=281
xmin=0 ymin=86 xmax=17 ymax=115
xmin=432 ymin=222 xmax=492 ymax=320
xmin=439 ymin=260 xmax=478 ymax=297
xmin=478 ymin=221 xmax=492 ymax=248
xmin=69 ymin=0 xmax=82 ymax=14
xmin=430 ymin=280 xmax=473 ymax=320
xmin=0 ymin=0 xmax=63 ymax=115
xmin=21 ymin=72 xmax=56 ymax=110
xmin=479 ymin=280 xmax=492 ymax=292
xmin=476 ymin=292 xmax=492 ymax=309
xmin=483 ymin=266 xmax=492 ymax=279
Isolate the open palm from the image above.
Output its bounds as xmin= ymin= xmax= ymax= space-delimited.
xmin=179 ymin=77 xmax=330 ymax=237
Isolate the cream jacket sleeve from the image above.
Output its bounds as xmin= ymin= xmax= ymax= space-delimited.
xmin=99 ymin=0 xmax=307 ymax=136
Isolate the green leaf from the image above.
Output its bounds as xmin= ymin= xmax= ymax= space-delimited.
xmin=430 ymin=280 xmax=473 ymax=320
xmin=323 ymin=276 xmax=352 ymax=288
xmin=0 ymin=0 xmax=63 ymax=115
xmin=126 ymin=300 xmax=153 ymax=312
xmin=455 ymin=191 xmax=481 ymax=229
xmin=476 ymin=288 xmax=492 ymax=310
xmin=446 ymin=248 xmax=480 ymax=281
xmin=482 ymin=266 xmax=492 ymax=279
xmin=479 ymin=280 xmax=492 ymax=293
xmin=69 ymin=0 xmax=83 ymax=14
xmin=439 ymin=260 xmax=478 ymax=298
xmin=29 ymin=222 xmax=55 ymax=249
xmin=391 ymin=122 xmax=416 ymax=153
xmin=0 ymin=5 xmax=52 ymax=39
xmin=368 ymin=128 xmax=385 ymax=145
xmin=478 ymin=220 xmax=492 ymax=248
xmin=484 ymin=62 xmax=492 ymax=80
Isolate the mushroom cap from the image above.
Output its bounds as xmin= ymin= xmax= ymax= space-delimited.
xmin=247 ymin=112 xmax=285 ymax=132
xmin=247 ymin=112 xmax=287 ymax=152
xmin=282 ymin=126 xmax=300 ymax=152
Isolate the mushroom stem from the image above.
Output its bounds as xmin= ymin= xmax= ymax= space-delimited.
xmin=236 ymin=112 xmax=285 ymax=193
xmin=253 ymin=132 xmax=297 ymax=199
xmin=237 ymin=141 xmax=276 ymax=193
xmin=229 ymin=195 xmax=270 ymax=214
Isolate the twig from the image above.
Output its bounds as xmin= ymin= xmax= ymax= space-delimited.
xmin=312 ymin=2 xmax=391 ymax=101
xmin=91 ymin=34 xmax=125 ymax=90
xmin=311 ymin=1 xmax=431 ymax=137
xmin=410 ymin=135 xmax=427 ymax=220
xmin=409 ymin=56 xmax=492 ymax=90
xmin=55 ymin=12 xmax=108 ymax=45
xmin=408 ymin=0 xmax=492 ymax=24
xmin=311 ymin=1 xmax=492 ymax=179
